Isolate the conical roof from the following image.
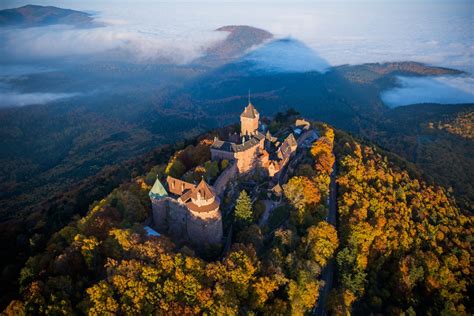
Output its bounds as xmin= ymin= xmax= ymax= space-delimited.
xmin=190 ymin=179 xmax=215 ymax=200
xmin=149 ymin=177 xmax=168 ymax=199
xmin=241 ymin=103 xmax=259 ymax=119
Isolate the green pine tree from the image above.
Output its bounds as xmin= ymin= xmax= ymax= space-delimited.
xmin=234 ymin=190 xmax=253 ymax=225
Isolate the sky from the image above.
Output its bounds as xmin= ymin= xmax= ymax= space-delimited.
xmin=0 ymin=0 xmax=473 ymax=106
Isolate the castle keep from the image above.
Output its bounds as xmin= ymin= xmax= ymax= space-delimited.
xmin=211 ymin=102 xmax=298 ymax=176
xmin=240 ymin=102 xmax=260 ymax=136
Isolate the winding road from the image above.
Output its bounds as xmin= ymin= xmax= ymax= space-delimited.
xmin=312 ymin=162 xmax=338 ymax=316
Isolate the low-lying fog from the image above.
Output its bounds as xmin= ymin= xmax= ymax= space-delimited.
xmin=0 ymin=0 xmax=472 ymax=107
xmin=381 ymin=76 xmax=474 ymax=107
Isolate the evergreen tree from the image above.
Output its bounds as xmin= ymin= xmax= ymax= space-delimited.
xmin=234 ymin=190 xmax=253 ymax=225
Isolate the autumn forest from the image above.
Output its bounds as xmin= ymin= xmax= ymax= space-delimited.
xmin=3 ymin=118 xmax=471 ymax=315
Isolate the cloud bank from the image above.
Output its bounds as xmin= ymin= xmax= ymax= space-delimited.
xmin=0 ymin=66 xmax=79 ymax=107
xmin=0 ymin=1 xmax=472 ymax=71
xmin=0 ymin=0 xmax=472 ymax=107
xmin=381 ymin=76 xmax=474 ymax=107
xmin=0 ymin=91 xmax=79 ymax=107
xmin=0 ymin=80 xmax=79 ymax=107
xmin=0 ymin=24 xmax=227 ymax=64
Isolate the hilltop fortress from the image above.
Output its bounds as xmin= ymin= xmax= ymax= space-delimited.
xmin=211 ymin=102 xmax=299 ymax=176
xmin=149 ymin=102 xmax=314 ymax=246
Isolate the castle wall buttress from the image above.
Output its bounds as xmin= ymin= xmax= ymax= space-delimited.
xmin=187 ymin=209 xmax=223 ymax=245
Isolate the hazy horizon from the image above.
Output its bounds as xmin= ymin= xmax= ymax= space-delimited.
xmin=0 ymin=0 xmax=473 ymax=106
xmin=1 ymin=0 xmax=472 ymax=70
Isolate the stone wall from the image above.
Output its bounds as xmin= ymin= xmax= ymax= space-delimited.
xmin=213 ymin=161 xmax=237 ymax=197
xmin=211 ymin=148 xmax=235 ymax=161
xmin=187 ymin=208 xmax=223 ymax=245
xmin=151 ymin=197 xmax=223 ymax=246
xmin=235 ymin=138 xmax=264 ymax=173
xmin=151 ymin=198 xmax=168 ymax=232
xmin=167 ymin=200 xmax=188 ymax=239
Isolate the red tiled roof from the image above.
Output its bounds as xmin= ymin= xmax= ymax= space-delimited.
xmin=166 ymin=176 xmax=195 ymax=196
xmin=241 ymin=103 xmax=259 ymax=119
xmin=190 ymin=179 xmax=215 ymax=200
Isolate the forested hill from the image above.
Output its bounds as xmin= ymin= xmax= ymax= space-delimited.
xmin=0 ymin=5 xmax=98 ymax=28
xmin=331 ymin=130 xmax=472 ymax=315
xmin=370 ymin=104 xmax=474 ymax=210
xmin=3 ymin=119 xmax=471 ymax=315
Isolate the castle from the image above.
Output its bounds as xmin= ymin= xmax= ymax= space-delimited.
xmin=149 ymin=176 xmax=223 ymax=246
xmin=211 ymin=102 xmax=298 ymax=176
xmin=149 ymin=101 xmax=308 ymax=246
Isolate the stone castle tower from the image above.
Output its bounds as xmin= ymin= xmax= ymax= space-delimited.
xmin=149 ymin=177 xmax=223 ymax=246
xmin=240 ymin=102 xmax=260 ymax=136
xmin=212 ymin=101 xmax=300 ymax=175
xmin=185 ymin=180 xmax=222 ymax=246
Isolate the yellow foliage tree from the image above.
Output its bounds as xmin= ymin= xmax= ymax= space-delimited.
xmin=304 ymin=222 xmax=339 ymax=267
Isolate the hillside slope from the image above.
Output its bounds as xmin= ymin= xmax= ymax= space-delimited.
xmin=331 ymin=130 xmax=472 ymax=315
xmin=372 ymin=104 xmax=474 ymax=210
xmin=3 ymin=121 xmax=471 ymax=315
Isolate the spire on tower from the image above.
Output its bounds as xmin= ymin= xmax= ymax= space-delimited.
xmin=240 ymin=91 xmax=259 ymax=136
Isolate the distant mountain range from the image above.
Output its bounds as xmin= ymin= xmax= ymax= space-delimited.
xmin=0 ymin=5 xmax=98 ymax=28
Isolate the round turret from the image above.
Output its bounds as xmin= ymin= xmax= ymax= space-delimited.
xmin=185 ymin=179 xmax=223 ymax=245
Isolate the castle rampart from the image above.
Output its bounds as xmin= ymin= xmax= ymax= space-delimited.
xmin=149 ymin=178 xmax=223 ymax=246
